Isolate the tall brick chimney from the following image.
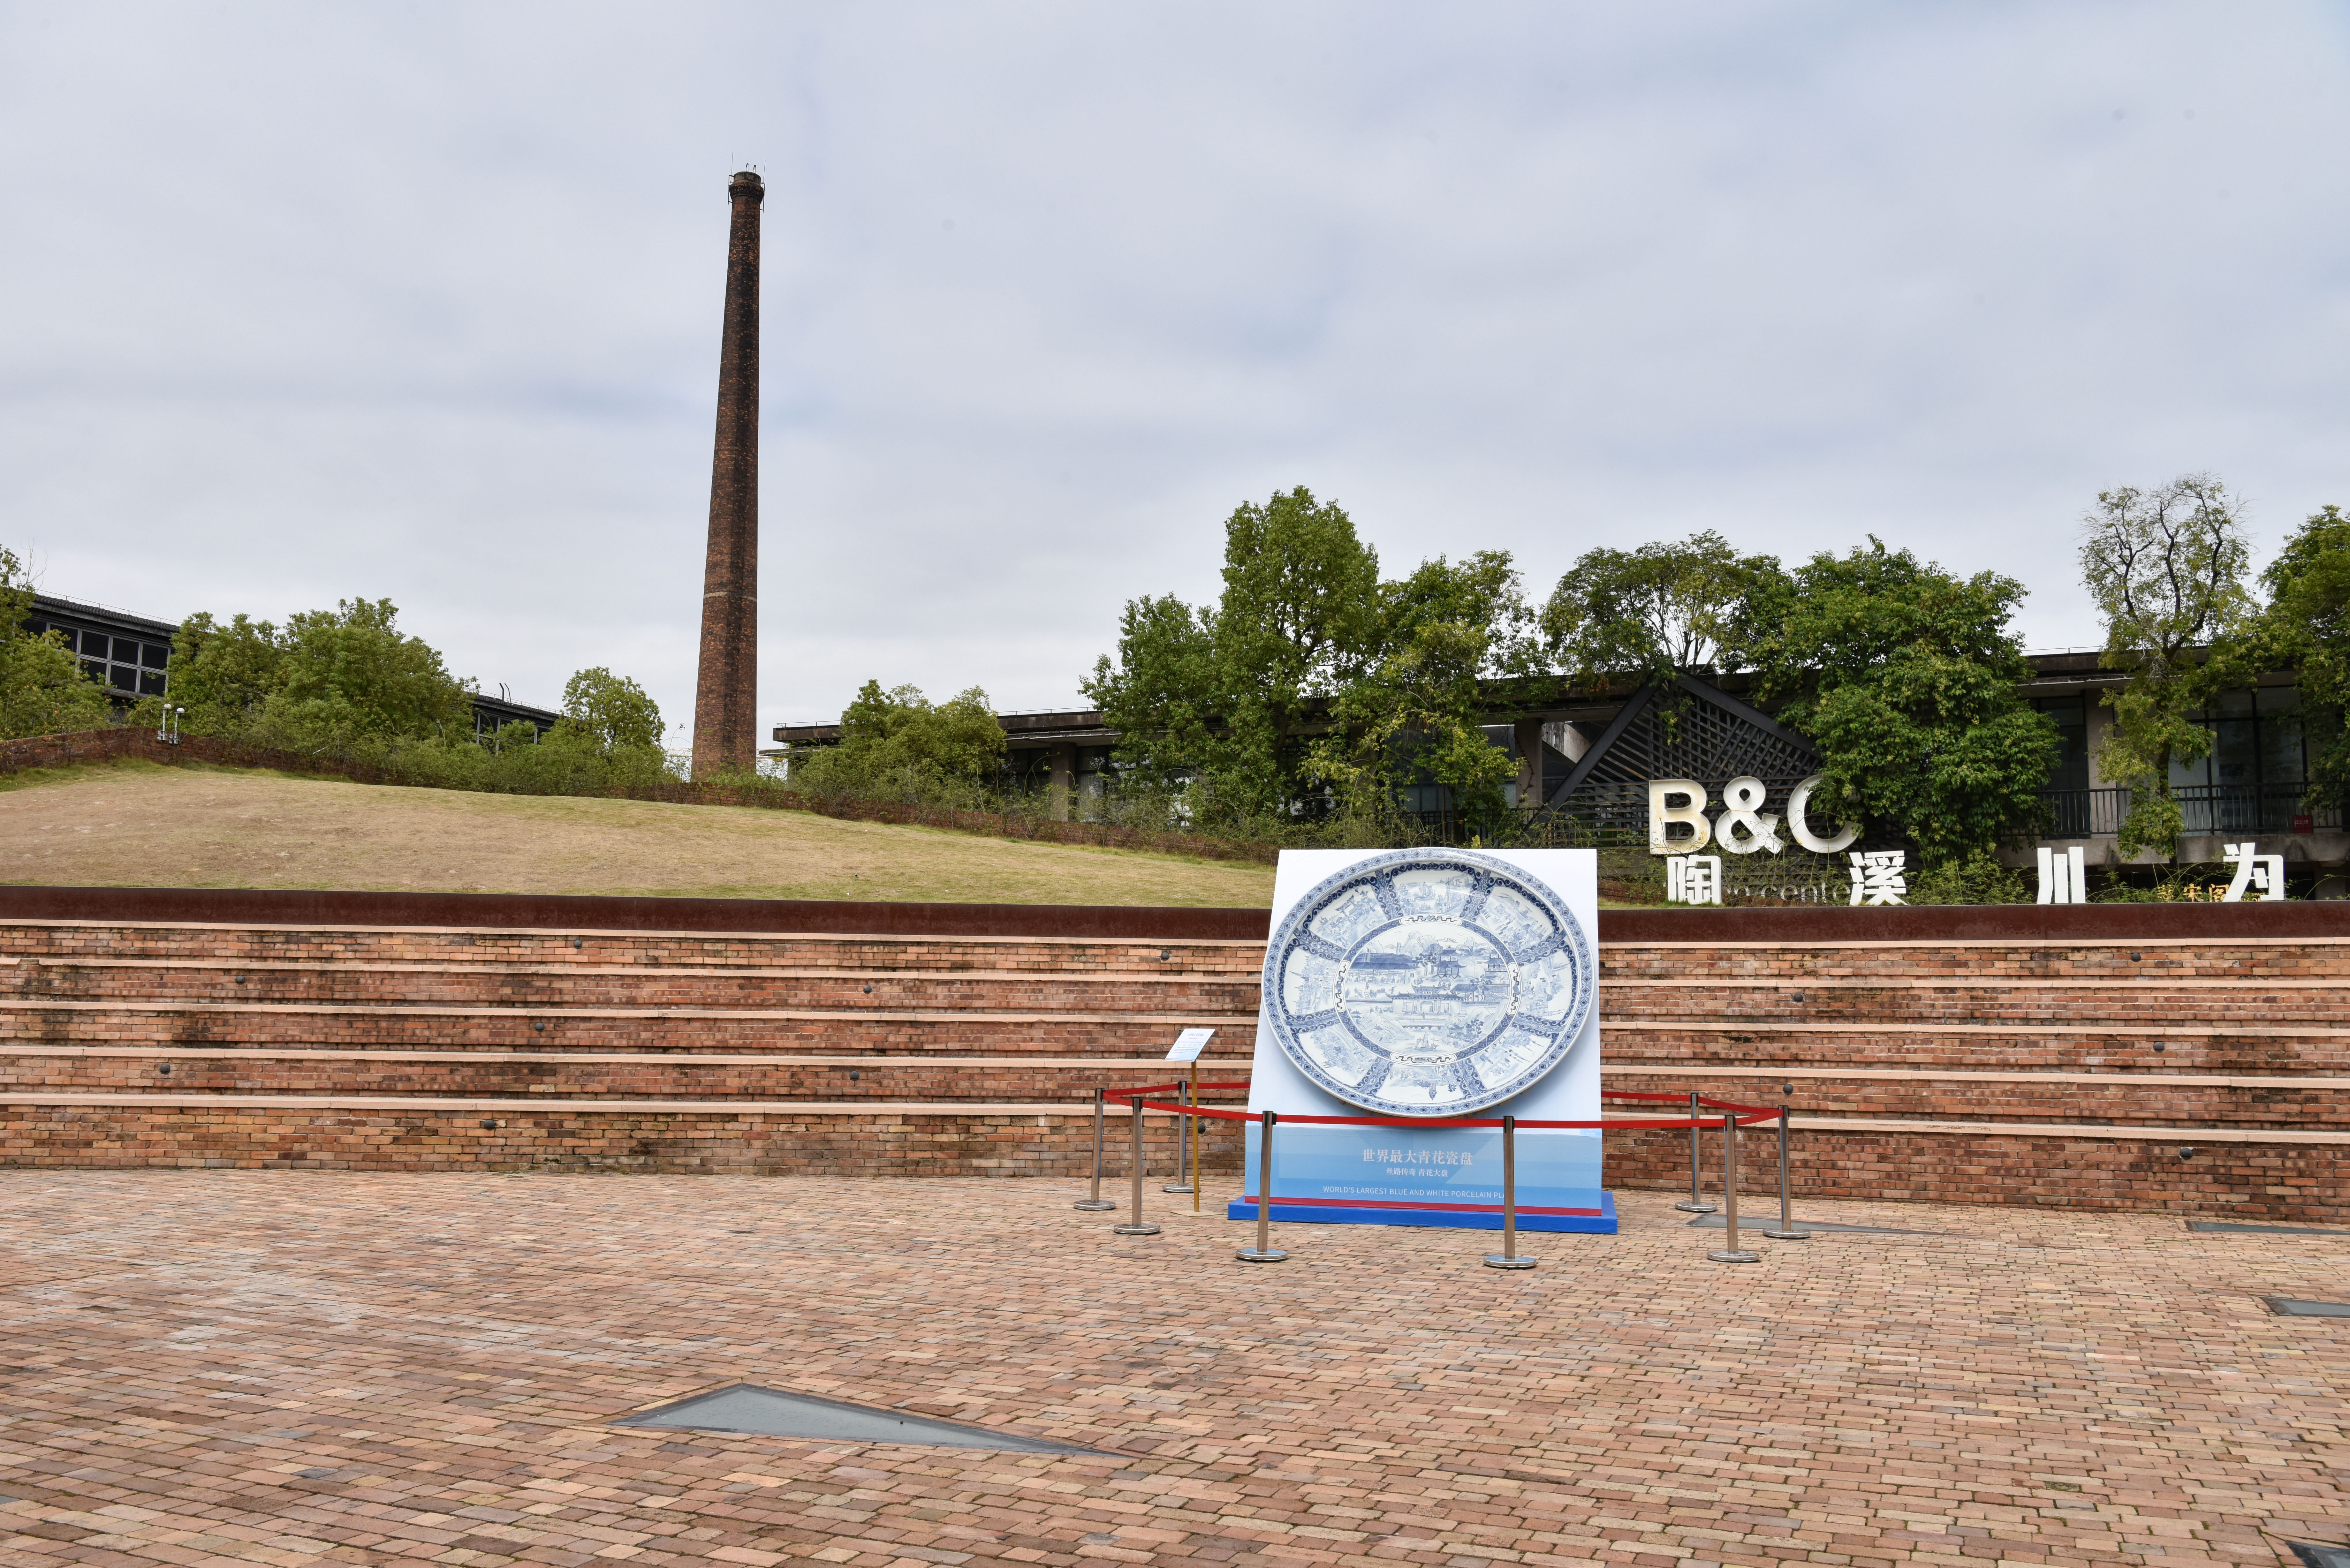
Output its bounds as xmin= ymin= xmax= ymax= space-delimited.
xmin=691 ymin=169 xmax=764 ymax=777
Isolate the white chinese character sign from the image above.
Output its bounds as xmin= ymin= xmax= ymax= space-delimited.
xmin=2037 ymin=845 xmax=2087 ymax=904
xmin=1232 ymin=848 xmax=1613 ymax=1235
xmin=1665 ymin=854 xmax=1723 ymax=905
xmin=2223 ymin=842 xmax=2286 ymax=901
xmin=1847 ymin=850 xmax=1908 ymax=906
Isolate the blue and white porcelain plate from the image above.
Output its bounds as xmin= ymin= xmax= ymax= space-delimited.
xmin=1263 ymin=849 xmax=1596 ymax=1117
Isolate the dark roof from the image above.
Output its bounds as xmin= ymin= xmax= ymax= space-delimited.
xmin=474 ymin=692 xmax=561 ymax=727
xmin=31 ymin=594 xmax=178 ymax=639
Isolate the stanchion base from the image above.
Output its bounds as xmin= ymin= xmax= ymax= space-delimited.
xmin=1761 ymin=1228 xmax=1812 ymax=1240
xmin=1235 ymin=1247 xmax=1288 ymax=1262
xmin=1161 ymin=1184 xmax=1193 ymax=1193
xmin=1482 ymin=1254 xmax=1537 ymax=1270
xmin=1706 ymin=1248 xmax=1761 ymax=1263
xmin=1072 ymin=1200 xmax=1118 ymax=1211
xmin=1113 ymin=1223 xmax=1163 ymax=1236
xmin=1674 ymin=1201 xmax=1718 ymax=1214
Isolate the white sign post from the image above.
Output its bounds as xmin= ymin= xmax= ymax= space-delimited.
xmin=1161 ymin=1028 xmax=1214 ymax=1205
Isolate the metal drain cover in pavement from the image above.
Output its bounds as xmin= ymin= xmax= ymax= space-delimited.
xmin=614 ymin=1383 xmax=1105 ymax=1453
xmin=2191 ymin=1222 xmax=2350 ymax=1237
xmin=2265 ymin=1298 xmax=2350 ymax=1318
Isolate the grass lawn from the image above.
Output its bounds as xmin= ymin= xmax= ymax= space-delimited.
xmin=0 ymin=761 xmax=1276 ymax=907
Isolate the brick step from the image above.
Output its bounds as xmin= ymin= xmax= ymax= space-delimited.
xmin=9 ymin=1054 xmax=2336 ymax=1127
xmin=0 ymin=1006 xmax=1250 ymax=1053
xmin=1604 ymin=995 xmax=2350 ymax=1026
xmin=0 ymin=927 xmax=1267 ymax=974
xmin=1 ymin=964 xmax=1262 ymax=1011
xmin=0 ymin=1052 xmax=1245 ymax=1101
xmin=1605 ymin=1069 xmax=2350 ymax=1130
xmin=1606 ymin=1029 xmax=2350 ymax=1073
xmin=1599 ymin=940 xmax=2350 ymax=981
xmin=3 ymin=1099 xmax=2341 ymax=1220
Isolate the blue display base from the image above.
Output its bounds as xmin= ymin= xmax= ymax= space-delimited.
xmin=1225 ymin=1191 xmax=1618 ymax=1234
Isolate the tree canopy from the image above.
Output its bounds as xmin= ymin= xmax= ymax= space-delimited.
xmin=0 ymin=547 xmax=111 ymax=741
xmin=2078 ymin=475 xmax=2255 ymax=854
xmin=1312 ymin=551 xmax=1534 ymax=830
xmin=1741 ymin=537 xmax=2055 ymax=867
xmin=555 ymin=667 xmax=665 ymax=759
xmin=1086 ymin=487 xmax=1389 ymax=824
xmin=788 ymin=681 xmax=1006 ymax=801
xmin=2256 ymin=503 xmax=2350 ymax=807
xmin=1541 ymin=529 xmax=1784 ymax=690
xmin=169 ymin=598 xmax=474 ymax=751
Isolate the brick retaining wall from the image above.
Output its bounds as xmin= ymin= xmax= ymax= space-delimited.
xmin=0 ymin=888 xmax=2344 ymax=1218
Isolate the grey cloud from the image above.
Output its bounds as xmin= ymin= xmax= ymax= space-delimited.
xmin=0 ymin=2 xmax=2343 ymax=740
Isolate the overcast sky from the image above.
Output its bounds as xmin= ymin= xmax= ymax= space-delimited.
xmin=4 ymin=4 xmax=2346 ymax=745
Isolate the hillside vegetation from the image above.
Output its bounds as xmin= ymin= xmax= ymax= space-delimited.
xmin=0 ymin=762 xmax=1276 ymax=907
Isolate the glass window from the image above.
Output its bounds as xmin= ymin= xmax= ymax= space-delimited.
xmin=138 ymin=670 xmax=166 ymax=696
xmin=2035 ymin=696 xmax=2089 ymax=791
xmin=140 ymin=643 xmax=168 ymax=668
xmin=79 ymin=658 xmax=105 ymax=682
xmin=110 ymin=665 xmax=138 ymax=690
xmin=2256 ymin=686 xmax=2300 ymax=714
xmin=80 ymin=630 xmax=109 ymax=655
xmin=2213 ymin=688 xmax=2255 ymax=716
xmin=111 ymin=637 xmax=138 ymax=662
xmin=2262 ymin=706 xmax=2306 ymax=787
xmin=2210 ymin=718 xmax=2257 ymax=788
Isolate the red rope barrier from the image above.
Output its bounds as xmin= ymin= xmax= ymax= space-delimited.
xmin=1106 ymin=1088 xmax=1782 ymax=1133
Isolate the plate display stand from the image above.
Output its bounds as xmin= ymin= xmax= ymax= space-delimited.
xmin=1230 ymin=848 xmax=1616 ymax=1236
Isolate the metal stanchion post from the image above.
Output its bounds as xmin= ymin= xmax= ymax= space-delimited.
xmin=1674 ymin=1090 xmax=1716 ymax=1213
xmin=1236 ymin=1110 xmax=1286 ymax=1262
xmin=1113 ymin=1094 xmax=1160 ymax=1236
xmin=1707 ymin=1111 xmax=1759 ymax=1262
xmin=1190 ymin=1063 xmax=1202 ymax=1214
xmin=1074 ymin=1087 xmax=1116 ymax=1210
xmin=1164 ymin=1069 xmax=1196 ymax=1194
xmin=1483 ymin=1115 xmax=1536 ymax=1270
xmin=1762 ymin=1099 xmax=1809 ymax=1240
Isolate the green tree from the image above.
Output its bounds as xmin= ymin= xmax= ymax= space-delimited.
xmin=262 ymin=599 xmax=476 ymax=749
xmin=1081 ymin=593 xmax=1219 ymax=795
xmin=2255 ymin=503 xmax=2350 ymax=806
xmin=166 ymin=598 xmax=474 ymax=751
xmin=166 ymin=612 xmax=286 ymax=734
xmin=555 ymin=667 xmax=665 ymax=759
xmin=1743 ymin=537 xmax=2055 ymax=867
xmin=1540 ymin=530 xmax=1785 ymax=691
xmin=1087 ymin=486 xmax=1383 ymax=823
xmin=2078 ymin=475 xmax=2256 ymax=856
xmin=792 ymin=681 xmax=1007 ymax=800
xmin=0 ymin=547 xmax=112 ymax=739
xmin=1312 ymin=552 xmax=1531 ymax=829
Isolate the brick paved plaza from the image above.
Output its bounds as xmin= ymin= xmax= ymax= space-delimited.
xmin=3 ymin=1172 xmax=2346 ymax=1568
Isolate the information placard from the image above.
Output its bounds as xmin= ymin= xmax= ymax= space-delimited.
xmin=1164 ymin=1028 xmax=1215 ymax=1064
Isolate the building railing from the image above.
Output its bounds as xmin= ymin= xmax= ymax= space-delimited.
xmin=2040 ymin=787 xmax=2132 ymax=838
xmin=2038 ymin=786 xmax=2342 ymax=838
xmin=2174 ymin=785 xmax=2340 ymax=835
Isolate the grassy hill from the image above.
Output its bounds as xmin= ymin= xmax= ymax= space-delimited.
xmin=0 ymin=760 xmax=1276 ymax=907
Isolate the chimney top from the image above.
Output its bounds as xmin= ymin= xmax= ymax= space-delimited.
xmin=730 ymin=170 xmax=764 ymax=199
